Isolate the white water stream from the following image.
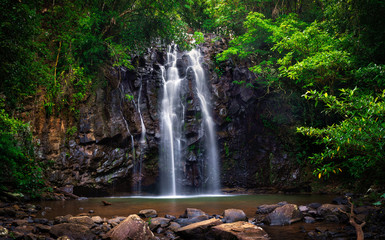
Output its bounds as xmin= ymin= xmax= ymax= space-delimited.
xmin=159 ymin=46 xmax=220 ymax=196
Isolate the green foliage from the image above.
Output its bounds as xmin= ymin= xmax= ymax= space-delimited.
xmin=204 ymin=0 xmax=323 ymax=35
xmin=1 ymin=0 xmax=193 ymax=114
xmin=106 ymin=41 xmax=134 ymax=69
xmin=224 ymin=142 xmax=230 ymax=157
xmin=322 ymin=0 xmax=385 ymax=64
xmin=220 ymin=13 xmax=351 ymax=90
xmin=66 ymin=126 xmax=78 ymax=137
xmin=373 ymin=193 xmax=385 ymax=206
xmin=193 ymin=31 xmax=205 ymax=45
xmin=125 ymin=94 xmax=134 ymax=101
xmin=177 ymin=0 xmax=211 ymax=30
xmin=0 ymin=102 xmax=46 ymax=197
xmin=0 ymin=0 xmax=48 ymax=107
xmin=297 ymin=88 xmax=385 ymax=181
xmin=353 ymin=63 xmax=385 ymax=92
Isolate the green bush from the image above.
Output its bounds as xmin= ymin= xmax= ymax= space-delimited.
xmin=298 ymin=88 xmax=385 ymax=183
xmin=0 ymin=104 xmax=46 ymax=198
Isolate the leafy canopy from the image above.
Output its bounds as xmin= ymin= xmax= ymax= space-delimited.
xmin=298 ymin=89 xmax=385 ymax=182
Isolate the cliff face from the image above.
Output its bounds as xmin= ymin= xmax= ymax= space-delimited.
xmin=30 ymin=37 xmax=303 ymax=196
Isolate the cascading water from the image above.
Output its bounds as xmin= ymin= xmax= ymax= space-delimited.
xmin=187 ymin=49 xmax=220 ymax=193
xmin=159 ymin=45 xmax=220 ymax=196
xmin=132 ymin=76 xmax=147 ymax=194
xmin=159 ymin=45 xmax=185 ymax=196
xmin=118 ymin=84 xmax=136 ymax=181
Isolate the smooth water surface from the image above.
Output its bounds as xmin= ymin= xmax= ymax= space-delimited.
xmin=37 ymin=194 xmax=335 ymax=220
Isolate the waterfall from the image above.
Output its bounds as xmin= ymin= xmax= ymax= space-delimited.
xmin=159 ymin=45 xmax=185 ymax=195
xmin=159 ymin=45 xmax=220 ymax=196
xmin=188 ymin=49 xmax=220 ymax=193
xmin=118 ymin=84 xmax=136 ymax=184
xmin=132 ymin=77 xmax=147 ymax=195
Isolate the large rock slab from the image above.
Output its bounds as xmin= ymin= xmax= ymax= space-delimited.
xmin=176 ymin=218 xmax=222 ymax=239
xmin=176 ymin=214 xmax=209 ymax=227
xmin=210 ymin=221 xmax=270 ymax=240
xmin=223 ymin=209 xmax=247 ymax=223
xmin=50 ymin=223 xmax=95 ymax=240
xmin=264 ymin=204 xmax=302 ymax=225
xmin=107 ymin=214 xmax=155 ymax=240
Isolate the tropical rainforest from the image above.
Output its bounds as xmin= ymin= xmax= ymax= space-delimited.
xmin=1 ymin=0 xmax=385 ymax=199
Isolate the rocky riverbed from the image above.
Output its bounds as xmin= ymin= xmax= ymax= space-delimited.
xmin=1 ymin=197 xmax=384 ymax=240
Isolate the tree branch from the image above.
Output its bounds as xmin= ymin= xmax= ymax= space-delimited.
xmin=339 ymin=197 xmax=366 ymax=240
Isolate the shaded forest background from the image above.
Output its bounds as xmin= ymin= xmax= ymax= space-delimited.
xmin=1 ymin=0 xmax=385 ymax=198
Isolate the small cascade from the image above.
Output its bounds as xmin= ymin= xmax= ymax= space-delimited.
xmin=132 ymin=76 xmax=147 ymax=194
xmin=159 ymin=45 xmax=220 ymax=196
xmin=118 ymin=84 xmax=136 ymax=180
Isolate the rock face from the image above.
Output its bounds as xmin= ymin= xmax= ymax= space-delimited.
xmin=27 ymin=35 xmax=303 ymax=195
xmin=107 ymin=214 xmax=155 ymax=240
xmin=264 ymin=204 xmax=302 ymax=225
xmin=210 ymin=221 xmax=270 ymax=240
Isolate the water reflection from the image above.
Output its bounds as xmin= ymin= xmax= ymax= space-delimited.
xmin=35 ymin=194 xmax=335 ymax=220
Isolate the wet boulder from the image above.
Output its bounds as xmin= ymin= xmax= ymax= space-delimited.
xmin=180 ymin=208 xmax=207 ymax=218
xmin=50 ymin=223 xmax=95 ymax=240
xmin=54 ymin=214 xmax=73 ymax=224
xmin=317 ymin=204 xmax=348 ymax=222
xmin=68 ymin=216 xmax=94 ymax=227
xmin=107 ymin=214 xmax=156 ymax=240
xmin=169 ymin=222 xmax=181 ymax=232
xmin=307 ymin=203 xmax=322 ymax=209
xmin=176 ymin=218 xmax=222 ymax=239
xmin=149 ymin=217 xmax=171 ymax=231
xmin=175 ymin=214 xmax=209 ymax=227
xmin=108 ymin=216 xmax=126 ymax=226
xmin=13 ymin=225 xmax=35 ymax=236
xmin=210 ymin=221 xmax=270 ymax=240
xmin=256 ymin=204 xmax=280 ymax=214
xmin=223 ymin=209 xmax=247 ymax=223
xmin=139 ymin=209 xmax=158 ymax=218
xmin=264 ymin=204 xmax=302 ymax=225
xmin=304 ymin=216 xmax=316 ymax=223
xmin=91 ymin=216 xmax=104 ymax=224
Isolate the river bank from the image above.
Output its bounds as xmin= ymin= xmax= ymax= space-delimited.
xmin=0 ymin=194 xmax=384 ymax=239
